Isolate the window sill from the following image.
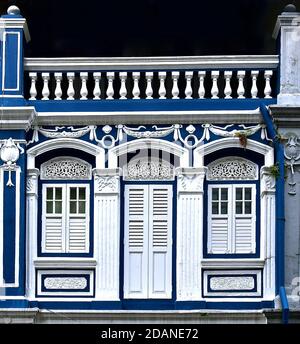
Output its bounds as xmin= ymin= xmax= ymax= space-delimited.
xmin=201 ymin=258 xmax=265 ymax=269
xmin=34 ymin=258 xmax=97 ymax=269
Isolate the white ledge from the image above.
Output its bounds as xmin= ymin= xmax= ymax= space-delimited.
xmin=201 ymin=259 xmax=265 ymax=268
xmin=24 ymin=55 xmax=279 ymax=72
xmin=34 ymin=258 xmax=97 ymax=268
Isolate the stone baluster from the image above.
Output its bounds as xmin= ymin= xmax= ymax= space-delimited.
xmin=93 ymin=72 xmax=101 ymax=100
xmin=264 ymin=70 xmax=273 ymax=98
xmin=54 ymin=72 xmax=63 ymax=100
xmin=132 ymin=72 xmax=140 ymax=99
xmin=237 ymin=71 xmax=245 ymax=98
xmin=158 ymin=72 xmax=167 ymax=99
xmin=145 ymin=72 xmax=153 ymax=99
xmin=251 ymin=71 xmax=259 ymax=98
xmin=29 ymin=72 xmax=37 ymax=100
xmin=185 ymin=71 xmax=193 ymax=99
xmin=198 ymin=71 xmax=206 ymax=99
xmin=171 ymin=72 xmax=180 ymax=99
xmin=41 ymin=73 xmax=50 ymax=100
xmin=67 ymin=72 xmax=75 ymax=100
xmin=224 ymin=71 xmax=232 ymax=99
xmin=119 ymin=72 xmax=127 ymax=100
xmin=80 ymin=72 xmax=88 ymax=100
xmin=106 ymin=72 xmax=115 ymax=100
xmin=211 ymin=71 xmax=219 ymax=99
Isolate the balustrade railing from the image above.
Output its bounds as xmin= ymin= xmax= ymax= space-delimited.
xmin=24 ymin=55 xmax=279 ymax=101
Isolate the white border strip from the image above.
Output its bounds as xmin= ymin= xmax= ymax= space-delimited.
xmin=2 ymin=31 xmax=20 ymax=92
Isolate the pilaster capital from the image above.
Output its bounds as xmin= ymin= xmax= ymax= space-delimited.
xmin=176 ymin=167 xmax=207 ymax=193
xmin=26 ymin=168 xmax=40 ymax=196
xmin=93 ymin=168 xmax=121 ymax=194
xmin=260 ymin=166 xmax=276 ymax=195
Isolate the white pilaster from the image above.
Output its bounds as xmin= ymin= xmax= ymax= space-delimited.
xmin=176 ymin=167 xmax=206 ymax=300
xmin=26 ymin=168 xmax=39 ymax=299
xmin=93 ymin=168 xmax=121 ymax=300
xmin=273 ymin=8 xmax=300 ymax=105
xmin=260 ymin=166 xmax=276 ymax=300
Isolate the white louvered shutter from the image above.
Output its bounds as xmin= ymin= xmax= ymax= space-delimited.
xmin=208 ymin=186 xmax=230 ymax=254
xmin=148 ymin=185 xmax=172 ymax=298
xmin=42 ymin=185 xmax=65 ymax=252
xmin=124 ymin=185 xmax=148 ymax=298
xmin=233 ymin=185 xmax=256 ymax=254
xmin=67 ymin=186 xmax=89 ymax=253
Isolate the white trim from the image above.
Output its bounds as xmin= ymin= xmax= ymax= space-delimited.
xmin=108 ymin=138 xmax=189 ymax=168
xmin=33 ymin=258 xmax=97 ymax=268
xmin=2 ymin=32 xmax=20 ymax=92
xmin=194 ymin=137 xmax=274 ymax=167
xmin=0 ymin=95 xmax=24 ymax=98
xmin=0 ymin=18 xmax=30 ymax=42
xmin=27 ymin=138 xmax=105 ymax=169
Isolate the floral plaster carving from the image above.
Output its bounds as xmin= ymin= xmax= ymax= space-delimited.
xmin=41 ymin=157 xmax=92 ymax=180
xmin=210 ymin=276 xmax=255 ymax=291
xmin=95 ymin=175 xmax=119 ymax=193
xmin=284 ymin=135 xmax=300 ymax=195
xmin=44 ymin=277 xmax=87 ymax=290
xmin=207 ymin=157 xmax=258 ymax=180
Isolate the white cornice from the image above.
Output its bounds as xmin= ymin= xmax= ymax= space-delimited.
xmin=0 ymin=106 xmax=36 ymax=130
xmin=0 ymin=18 xmax=30 ymax=42
xmin=34 ymin=109 xmax=263 ymax=126
xmin=273 ymin=12 xmax=300 ymax=39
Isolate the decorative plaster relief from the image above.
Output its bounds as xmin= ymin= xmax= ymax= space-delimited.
xmin=207 ymin=157 xmax=258 ymax=180
xmin=210 ymin=276 xmax=255 ymax=291
xmin=94 ymin=175 xmax=119 ymax=193
xmin=44 ymin=277 xmax=87 ymax=290
xmin=41 ymin=157 xmax=92 ymax=180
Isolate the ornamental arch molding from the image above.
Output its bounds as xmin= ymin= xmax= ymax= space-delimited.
xmin=27 ymin=138 xmax=105 ymax=169
xmin=108 ymin=138 xmax=189 ymax=168
xmin=193 ymin=137 xmax=274 ymax=168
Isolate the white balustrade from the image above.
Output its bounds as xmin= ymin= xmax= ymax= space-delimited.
xmin=29 ymin=72 xmax=37 ymax=100
xmin=25 ymin=56 xmax=277 ymax=101
xmin=106 ymin=72 xmax=115 ymax=100
xmin=67 ymin=72 xmax=75 ymax=100
xmin=264 ymin=70 xmax=273 ymax=98
xmin=251 ymin=71 xmax=259 ymax=98
xmin=41 ymin=73 xmax=50 ymax=100
xmin=145 ymin=72 xmax=153 ymax=99
xmin=224 ymin=71 xmax=232 ymax=99
xmin=54 ymin=73 xmax=63 ymax=100
xmin=158 ymin=72 xmax=167 ymax=99
xmin=172 ymin=72 xmax=180 ymax=99
xmin=198 ymin=71 xmax=206 ymax=99
xmin=119 ymin=72 xmax=127 ymax=100
xmin=93 ymin=72 xmax=101 ymax=100
xmin=237 ymin=71 xmax=246 ymax=99
xmin=185 ymin=71 xmax=193 ymax=99
xmin=132 ymin=72 xmax=140 ymax=99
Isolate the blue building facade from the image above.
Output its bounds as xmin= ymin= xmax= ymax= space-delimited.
xmin=0 ymin=5 xmax=298 ymax=323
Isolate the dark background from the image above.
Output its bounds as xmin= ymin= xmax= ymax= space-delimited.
xmin=1 ymin=0 xmax=300 ymax=57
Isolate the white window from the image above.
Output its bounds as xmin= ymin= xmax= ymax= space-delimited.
xmin=124 ymin=184 xmax=172 ymax=299
xmin=42 ymin=184 xmax=90 ymax=253
xmin=207 ymin=184 xmax=256 ymax=254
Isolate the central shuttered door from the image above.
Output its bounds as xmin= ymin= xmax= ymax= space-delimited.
xmin=124 ymin=184 xmax=172 ymax=299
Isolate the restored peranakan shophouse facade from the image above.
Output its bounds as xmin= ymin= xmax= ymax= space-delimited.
xmin=0 ymin=4 xmax=300 ymax=323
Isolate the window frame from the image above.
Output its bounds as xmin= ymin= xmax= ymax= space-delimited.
xmin=40 ymin=181 xmax=92 ymax=256
xmin=204 ymin=179 xmax=260 ymax=259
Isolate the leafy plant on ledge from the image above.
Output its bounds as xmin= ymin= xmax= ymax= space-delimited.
xmin=235 ymin=132 xmax=248 ymax=148
xmin=265 ymin=164 xmax=280 ymax=179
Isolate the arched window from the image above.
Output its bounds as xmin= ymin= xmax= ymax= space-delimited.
xmin=206 ymin=157 xmax=259 ymax=256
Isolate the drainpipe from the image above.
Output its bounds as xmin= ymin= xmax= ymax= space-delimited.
xmin=260 ymin=104 xmax=288 ymax=324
